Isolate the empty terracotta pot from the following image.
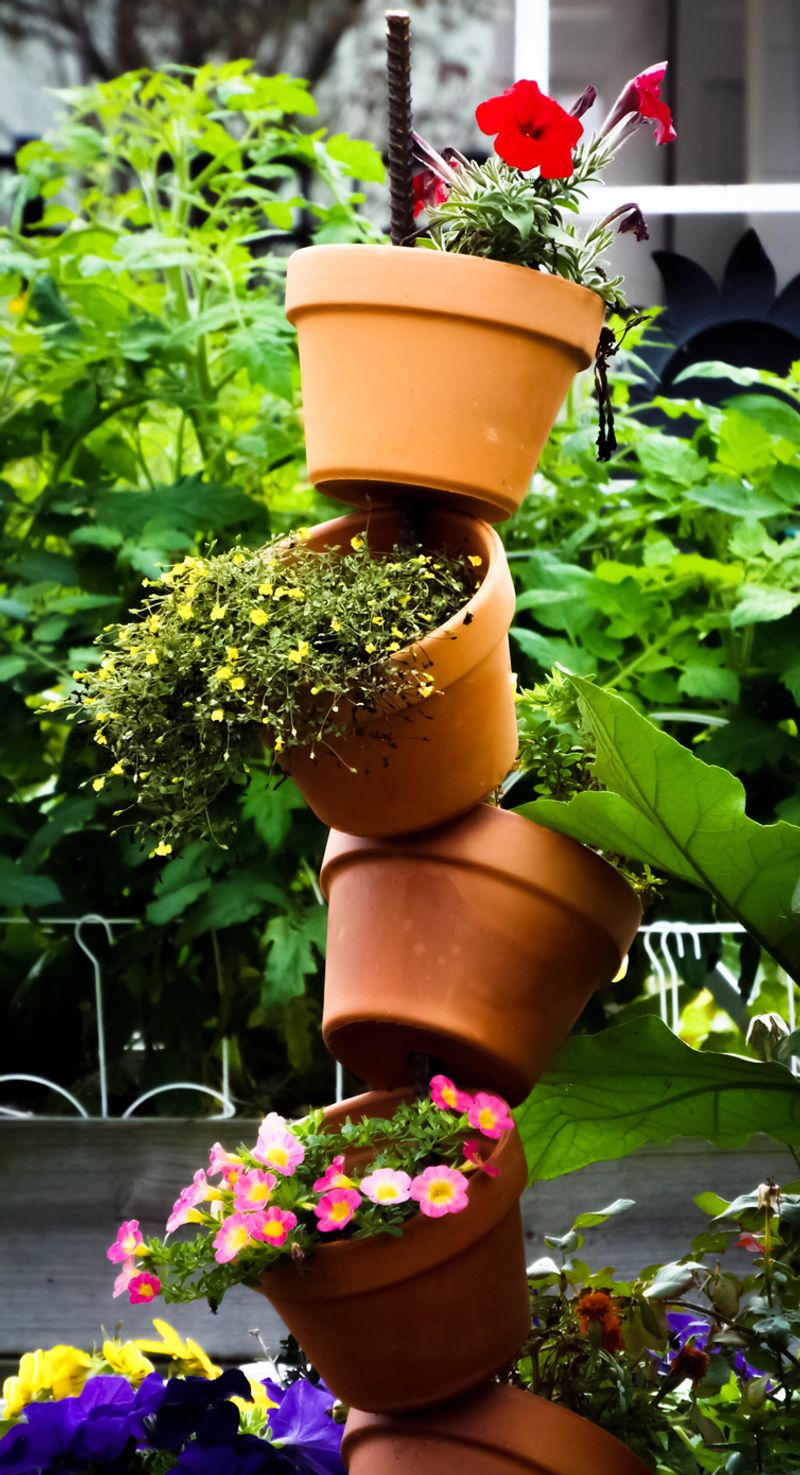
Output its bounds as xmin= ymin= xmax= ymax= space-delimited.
xmin=321 ymin=805 xmax=642 ymax=1105
xmin=285 ymin=244 xmax=604 ymax=521
xmin=342 ymin=1383 xmax=651 ymax=1474
xmin=275 ymin=505 xmax=518 ymax=837
xmin=255 ymin=1088 xmax=529 ymax=1412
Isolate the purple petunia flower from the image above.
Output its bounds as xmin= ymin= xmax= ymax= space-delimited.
xmin=264 ymin=1379 xmax=345 ymax=1475
xmin=666 ymin=1310 xmax=767 ymax=1382
xmin=0 ymin=1372 xmax=165 ymax=1474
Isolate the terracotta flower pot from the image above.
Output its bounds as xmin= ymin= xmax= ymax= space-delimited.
xmin=285 ymin=244 xmax=604 ymax=522
xmin=342 ymin=1383 xmax=651 ymax=1475
xmin=254 ymin=1088 xmax=529 ymax=1413
xmin=321 ymin=805 xmax=642 ymax=1105
xmin=275 ymin=505 xmax=518 ymax=837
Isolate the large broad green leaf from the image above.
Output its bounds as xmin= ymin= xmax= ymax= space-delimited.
xmin=516 ymin=1017 xmax=800 ymax=1181
xmin=0 ymin=856 xmax=62 ymax=908
xmin=517 ymin=678 xmax=800 ymax=980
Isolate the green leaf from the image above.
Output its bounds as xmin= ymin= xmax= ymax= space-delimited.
xmin=686 ymin=480 xmax=789 ymax=520
xmin=694 ymin=1192 xmax=731 ymax=1217
xmin=572 ymin=1198 xmax=636 ymax=1230
xmin=515 ymin=1017 xmax=800 ymax=1181
xmin=240 ymin=771 xmax=307 ymax=850
xmin=261 ymin=904 xmax=327 ymax=1012
xmin=728 ymin=393 xmax=800 ymax=444
xmin=715 ymin=410 xmax=775 ymax=477
xmin=181 ymin=875 xmax=287 ymax=936
xmin=0 ymin=855 xmax=62 ymax=908
xmin=146 ymin=880 xmax=210 ymax=925
xmin=325 ymin=134 xmax=385 ymax=183
xmin=677 ymin=663 xmax=740 ymax=702
xmin=511 ymin=627 xmax=597 ymax=675
xmin=635 ymin=433 xmax=708 ymax=485
xmin=0 ymin=656 xmax=27 ymax=682
xmin=730 ymin=584 xmax=800 ymax=628
xmin=516 ymin=679 xmax=800 ymax=979
xmin=645 ymin=1261 xmax=705 ymax=1300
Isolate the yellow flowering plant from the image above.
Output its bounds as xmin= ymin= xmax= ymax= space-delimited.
xmin=70 ymin=532 xmax=478 ymax=847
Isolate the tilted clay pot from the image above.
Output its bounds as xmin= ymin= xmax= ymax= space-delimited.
xmin=254 ymin=1088 xmax=529 ymax=1413
xmin=274 ymin=505 xmax=518 ymax=837
xmin=342 ymin=1383 xmax=651 ymax=1474
xmin=285 ymin=244 xmax=604 ymax=521
xmin=321 ymin=805 xmax=642 ymax=1105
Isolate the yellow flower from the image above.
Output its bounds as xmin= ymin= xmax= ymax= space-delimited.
xmin=153 ymin=842 xmax=172 ymax=857
xmin=92 ymin=777 xmax=106 ymax=792
xmin=3 ymin=1346 xmax=93 ymax=1417
xmin=249 ymin=608 xmax=269 ymax=627
xmin=273 ymin=586 xmax=289 ymax=601
xmin=468 ymin=554 xmax=483 ymax=567
xmin=226 ymin=647 xmax=239 ymax=662
xmin=211 ymin=708 xmax=225 ymax=722
xmin=94 ymin=733 xmax=108 ymax=745
xmin=110 ymin=762 xmax=125 ymax=776
xmin=210 ymin=604 xmax=227 ymax=621
xmin=391 ymin=626 xmax=404 ymax=638
xmin=134 ymin=1320 xmax=221 ymax=1379
xmin=273 ymin=736 xmax=284 ymax=753
xmin=214 ymin=666 xmax=233 ymax=682
xmin=258 ymin=582 xmax=273 ymax=597
xmin=388 ymin=642 xmax=400 ymax=652
xmin=419 ymin=681 xmax=435 ymax=698
xmin=330 ymin=617 xmax=342 ymax=633
xmin=232 ymin=552 xmax=246 ymax=565
xmin=147 ymin=615 xmax=160 ymax=633
xmin=399 ymin=594 xmax=411 ymax=607
xmin=101 ymin=1340 xmax=154 ymax=1384
xmin=288 ymin=587 xmax=305 ymax=601
xmin=295 ymin=526 xmax=311 ymax=541
xmin=193 ymin=636 xmax=203 ymax=649
xmin=371 ymin=616 xmax=384 ymax=626
xmin=177 ymin=603 xmax=194 ymax=621
xmin=287 ymin=641 xmax=309 ymax=664
xmin=229 ymin=675 xmax=245 ymax=691
xmin=350 ymin=534 xmax=365 ymax=551
xmin=7 ymin=293 xmax=28 ymax=316
xmin=145 ymin=652 xmax=159 ymax=666
xmin=364 ymin=642 xmax=377 ymax=654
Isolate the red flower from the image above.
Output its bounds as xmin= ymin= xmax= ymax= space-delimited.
xmin=735 ymin=1232 xmax=765 ymax=1254
xmin=603 ymin=62 xmax=676 ymax=145
xmin=476 ymin=80 xmax=583 ymax=178
xmin=413 ymin=169 xmax=449 ymax=218
xmin=576 ymin=1290 xmax=625 ymax=1353
xmin=671 ymin=1345 xmax=710 ymax=1383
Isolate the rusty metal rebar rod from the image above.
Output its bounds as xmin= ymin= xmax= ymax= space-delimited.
xmin=385 ymin=10 xmax=415 ymax=246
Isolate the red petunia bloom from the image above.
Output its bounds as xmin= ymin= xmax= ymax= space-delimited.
xmin=413 ymin=168 xmax=449 ymax=218
xmin=603 ymin=62 xmax=676 ymax=145
xmin=476 ymin=80 xmax=583 ymax=178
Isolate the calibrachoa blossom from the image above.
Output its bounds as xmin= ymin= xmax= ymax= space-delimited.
xmin=430 ymin=1074 xmax=471 ymax=1113
xmin=254 ymin=1113 xmax=305 ymax=1176
xmin=250 ymin=1207 xmax=298 ymax=1248
xmin=476 ymin=79 xmax=584 ymax=177
xmin=112 ymin=1258 xmax=138 ymax=1300
xmin=313 ymin=1154 xmax=356 ymax=1193
xmin=128 ymin=1273 xmax=162 ymax=1305
xmin=233 ymin=1169 xmax=277 ymax=1213
xmin=166 ymin=1169 xmax=209 ymax=1232
xmin=107 ymin=1219 xmax=145 ymax=1263
xmin=468 ymin=1091 xmax=515 ymax=1139
xmin=410 ymin=1165 xmax=470 ymax=1218
xmin=314 ymin=1188 xmax=362 ymax=1233
xmin=462 ymin=1137 xmax=500 ymax=1178
xmin=359 ymin=1168 xmax=413 ymax=1205
xmin=208 ymin=1142 xmax=241 ymax=1177
xmin=213 ymin=1213 xmax=256 ymax=1264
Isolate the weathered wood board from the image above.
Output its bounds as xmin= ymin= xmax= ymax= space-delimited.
xmin=0 ymin=1122 xmax=794 ymax=1361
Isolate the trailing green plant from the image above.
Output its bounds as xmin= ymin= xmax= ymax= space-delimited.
xmin=0 ymin=63 xmax=384 ymax=1112
xmin=511 ymin=1183 xmax=800 ymax=1473
xmin=71 ymin=534 xmax=479 ymax=847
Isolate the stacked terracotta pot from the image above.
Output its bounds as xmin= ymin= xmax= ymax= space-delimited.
xmin=263 ymin=244 xmax=646 ymax=1473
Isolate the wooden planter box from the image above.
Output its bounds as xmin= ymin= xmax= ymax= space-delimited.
xmin=0 ymin=1121 xmax=793 ymax=1362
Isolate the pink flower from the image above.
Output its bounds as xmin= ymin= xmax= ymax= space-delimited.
xmin=463 ymin=1137 xmax=500 ymax=1178
xmin=166 ymin=1169 xmax=209 ymax=1233
xmin=313 ymin=1155 xmax=356 ymax=1193
xmin=250 ymin=1207 xmax=298 ymax=1248
xmin=413 ymin=169 xmax=449 ymax=218
xmin=468 ymin=1092 xmax=515 ymax=1139
xmin=128 ymin=1272 xmax=161 ymax=1305
xmin=430 ymin=1074 xmax=471 ymax=1114
xmin=213 ymin=1212 xmax=256 ymax=1265
xmin=735 ymin=1233 xmax=764 ymax=1254
xmin=314 ymin=1187 xmax=362 ymax=1233
xmin=221 ymin=1163 xmax=244 ymax=1189
xmin=359 ymin=1168 xmax=412 ymax=1205
xmin=233 ymin=1169 xmax=277 ymax=1213
xmin=410 ymin=1165 xmax=470 ymax=1218
xmin=106 ymin=1219 xmax=144 ymax=1263
xmin=254 ymin=1112 xmax=305 ymax=1176
xmin=601 ymin=62 xmax=676 ymax=146
xmin=112 ymin=1257 xmax=138 ymax=1299
xmin=208 ymin=1142 xmax=241 ymax=1176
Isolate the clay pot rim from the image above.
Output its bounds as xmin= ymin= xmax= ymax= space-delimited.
xmin=321 ymin=803 xmax=642 ymax=957
xmin=259 ymin=1086 xmax=527 ymax=1300
xmin=282 ymin=505 xmax=514 ymax=714
xmin=285 ymin=244 xmax=604 ymax=366
xmin=342 ymin=1384 xmax=651 ymax=1474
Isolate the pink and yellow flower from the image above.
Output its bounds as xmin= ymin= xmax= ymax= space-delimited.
xmin=314 ymin=1187 xmax=362 ymax=1232
xmin=254 ymin=1112 xmax=305 ymax=1176
xmin=250 ymin=1207 xmax=298 ymax=1248
xmin=410 ymin=1165 xmax=470 ymax=1218
xmin=430 ymin=1074 xmax=472 ymax=1114
xmin=463 ymin=1137 xmax=500 ymax=1178
xmin=467 ymin=1091 xmax=515 ymax=1139
xmin=208 ymin=1142 xmax=242 ymax=1177
xmin=233 ymin=1169 xmax=277 ymax=1213
xmin=112 ymin=1257 xmax=138 ymax=1299
xmin=213 ymin=1212 xmax=256 ymax=1265
xmin=107 ymin=1219 xmax=145 ymax=1263
xmin=128 ymin=1273 xmax=161 ymax=1305
xmin=359 ymin=1168 xmax=412 ymax=1205
xmin=313 ymin=1154 xmax=356 ymax=1193
xmin=166 ymin=1169 xmax=209 ymax=1233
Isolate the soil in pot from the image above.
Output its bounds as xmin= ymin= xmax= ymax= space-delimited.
xmin=342 ymin=1382 xmax=651 ymax=1475
xmin=321 ymin=805 xmax=642 ymax=1106
xmin=253 ymin=1088 xmax=529 ymax=1413
xmin=285 ymin=244 xmax=605 ymax=521
xmin=274 ymin=505 xmax=518 ymax=837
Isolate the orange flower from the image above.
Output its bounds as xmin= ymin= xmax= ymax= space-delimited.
xmin=671 ymin=1345 xmax=710 ymax=1383
xmin=577 ymin=1290 xmax=625 ymax=1353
